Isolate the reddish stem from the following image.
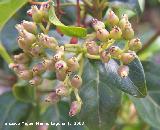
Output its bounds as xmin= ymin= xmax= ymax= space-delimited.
xmin=56 ymin=0 xmax=65 ymax=19
xmin=29 ymin=0 xmax=51 ymax=5
xmin=76 ymin=0 xmax=81 ymax=26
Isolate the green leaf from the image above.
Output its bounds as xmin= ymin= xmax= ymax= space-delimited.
xmin=0 ymin=0 xmax=27 ymax=30
xmin=13 ymin=80 xmax=36 ymax=103
xmin=130 ymin=61 xmax=160 ymax=129
xmin=41 ymin=102 xmax=85 ymax=130
xmin=0 ymin=43 xmax=13 ymax=64
xmin=138 ymin=0 xmax=145 ymax=12
xmin=0 ymin=92 xmax=31 ymax=130
xmin=104 ymin=58 xmax=147 ymax=97
xmin=79 ymin=59 xmax=122 ymax=130
xmin=49 ymin=2 xmax=87 ymax=38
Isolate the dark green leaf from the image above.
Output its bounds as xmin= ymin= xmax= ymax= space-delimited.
xmin=41 ymin=102 xmax=85 ymax=130
xmin=130 ymin=61 xmax=160 ymax=129
xmin=0 ymin=92 xmax=31 ymax=130
xmin=13 ymin=80 xmax=36 ymax=103
xmin=79 ymin=59 xmax=122 ymax=130
xmin=49 ymin=2 xmax=87 ymax=38
xmin=0 ymin=0 xmax=27 ymax=30
xmin=104 ymin=58 xmax=147 ymax=97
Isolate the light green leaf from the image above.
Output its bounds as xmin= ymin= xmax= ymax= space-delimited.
xmin=79 ymin=59 xmax=122 ymax=130
xmin=0 ymin=0 xmax=27 ymax=30
xmin=49 ymin=2 xmax=87 ymax=38
xmin=13 ymin=80 xmax=36 ymax=103
xmin=138 ymin=0 xmax=145 ymax=12
xmin=0 ymin=92 xmax=31 ymax=130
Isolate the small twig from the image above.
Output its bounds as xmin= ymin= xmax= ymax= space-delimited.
xmin=76 ymin=0 xmax=81 ymax=26
xmin=56 ymin=0 xmax=65 ymax=19
xmin=28 ymin=0 xmax=51 ymax=5
xmin=138 ymin=30 xmax=160 ymax=54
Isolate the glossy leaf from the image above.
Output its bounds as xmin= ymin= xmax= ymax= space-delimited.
xmin=0 ymin=92 xmax=31 ymax=130
xmin=79 ymin=59 xmax=122 ymax=130
xmin=0 ymin=0 xmax=27 ymax=30
xmin=130 ymin=61 xmax=160 ymax=129
xmin=13 ymin=80 xmax=36 ymax=103
xmin=49 ymin=2 xmax=87 ymax=38
xmin=104 ymin=58 xmax=147 ymax=97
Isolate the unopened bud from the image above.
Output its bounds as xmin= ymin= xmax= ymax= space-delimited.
xmin=43 ymin=59 xmax=55 ymax=71
xmin=56 ymin=82 xmax=69 ymax=96
xmin=119 ymin=14 xmax=129 ymax=29
xmin=122 ymin=24 xmax=134 ymax=40
xmin=69 ymin=101 xmax=81 ymax=117
xmin=120 ymin=52 xmax=136 ymax=64
xmin=109 ymin=46 xmax=122 ymax=58
xmin=32 ymin=63 xmax=45 ymax=75
xmin=13 ymin=53 xmax=30 ymax=64
xmin=107 ymin=10 xmax=119 ymax=26
xmin=28 ymin=5 xmax=43 ymax=23
xmin=100 ymin=50 xmax=111 ymax=63
xmin=70 ymin=75 xmax=82 ymax=89
xmin=56 ymin=71 xmax=67 ymax=81
xmin=17 ymin=36 xmax=29 ymax=50
xmin=21 ymin=20 xmax=37 ymax=34
xmin=128 ymin=38 xmax=142 ymax=52
xmin=96 ymin=29 xmax=109 ymax=41
xmin=110 ymin=26 xmax=122 ymax=40
xmin=29 ymin=76 xmax=42 ymax=86
xmin=18 ymin=70 xmax=33 ymax=80
xmin=53 ymin=51 xmax=63 ymax=62
xmin=91 ymin=18 xmax=105 ymax=31
xmin=67 ymin=57 xmax=80 ymax=72
xmin=40 ymin=3 xmax=50 ymax=21
xmin=118 ymin=65 xmax=129 ymax=78
xmin=9 ymin=63 xmax=26 ymax=72
xmin=17 ymin=29 xmax=36 ymax=45
xmin=30 ymin=44 xmax=44 ymax=57
xmin=86 ymin=41 xmax=99 ymax=55
xmin=55 ymin=60 xmax=68 ymax=72
xmin=38 ymin=33 xmax=58 ymax=49
xmin=45 ymin=91 xmax=60 ymax=104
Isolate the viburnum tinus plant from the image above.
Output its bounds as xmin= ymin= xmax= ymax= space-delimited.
xmin=8 ymin=0 xmax=147 ymax=130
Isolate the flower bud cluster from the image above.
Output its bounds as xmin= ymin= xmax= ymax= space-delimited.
xmin=90 ymin=11 xmax=142 ymax=78
xmin=9 ymin=6 xmax=142 ymax=118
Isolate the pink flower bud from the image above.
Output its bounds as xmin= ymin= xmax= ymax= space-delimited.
xmin=45 ymin=91 xmax=60 ymax=104
xmin=32 ymin=63 xmax=45 ymax=76
xmin=13 ymin=53 xmax=30 ymax=64
xmin=91 ymin=18 xmax=105 ymax=31
xmin=56 ymin=82 xmax=69 ymax=96
xmin=18 ymin=70 xmax=33 ymax=80
xmin=21 ymin=20 xmax=37 ymax=34
xmin=96 ymin=29 xmax=109 ymax=41
xmin=29 ymin=76 xmax=42 ymax=86
xmin=118 ymin=65 xmax=129 ymax=78
xmin=38 ymin=33 xmax=58 ymax=49
xmin=107 ymin=10 xmax=119 ymax=26
xmin=55 ymin=60 xmax=68 ymax=72
xmin=69 ymin=101 xmax=82 ymax=117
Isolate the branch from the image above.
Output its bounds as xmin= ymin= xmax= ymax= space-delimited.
xmin=138 ymin=30 xmax=160 ymax=54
